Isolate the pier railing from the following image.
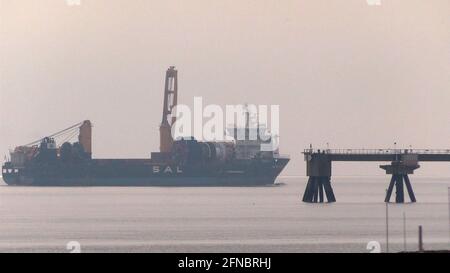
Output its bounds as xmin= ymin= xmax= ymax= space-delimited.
xmin=303 ymin=149 xmax=450 ymax=155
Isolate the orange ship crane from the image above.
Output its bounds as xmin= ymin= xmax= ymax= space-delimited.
xmin=159 ymin=66 xmax=178 ymax=153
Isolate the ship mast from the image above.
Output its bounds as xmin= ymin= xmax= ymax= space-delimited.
xmin=159 ymin=66 xmax=178 ymax=153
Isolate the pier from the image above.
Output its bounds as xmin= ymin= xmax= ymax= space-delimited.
xmin=302 ymin=148 xmax=450 ymax=203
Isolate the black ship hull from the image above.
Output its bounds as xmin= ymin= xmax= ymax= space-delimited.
xmin=2 ymin=158 xmax=289 ymax=187
xmin=1 ymin=176 xmax=278 ymax=187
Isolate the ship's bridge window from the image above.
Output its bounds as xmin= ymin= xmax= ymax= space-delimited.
xmin=2 ymin=169 xmax=6 ymax=174
xmin=14 ymin=169 xmax=19 ymax=173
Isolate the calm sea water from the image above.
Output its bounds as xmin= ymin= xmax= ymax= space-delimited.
xmin=0 ymin=176 xmax=449 ymax=253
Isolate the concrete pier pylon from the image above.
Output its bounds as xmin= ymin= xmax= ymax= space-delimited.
xmin=303 ymin=153 xmax=336 ymax=203
xmin=380 ymin=159 xmax=419 ymax=203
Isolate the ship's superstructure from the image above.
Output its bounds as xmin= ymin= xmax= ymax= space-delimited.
xmin=2 ymin=67 xmax=289 ymax=186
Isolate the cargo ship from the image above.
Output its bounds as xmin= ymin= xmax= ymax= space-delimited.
xmin=1 ymin=67 xmax=289 ymax=186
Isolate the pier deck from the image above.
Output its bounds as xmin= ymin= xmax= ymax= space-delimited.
xmin=302 ymin=148 xmax=450 ymax=203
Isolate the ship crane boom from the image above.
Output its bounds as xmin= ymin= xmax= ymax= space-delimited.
xmin=159 ymin=66 xmax=178 ymax=153
xmin=23 ymin=120 xmax=92 ymax=158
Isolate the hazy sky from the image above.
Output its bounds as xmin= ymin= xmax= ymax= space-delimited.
xmin=1 ymin=0 xmax=449 ymax=176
